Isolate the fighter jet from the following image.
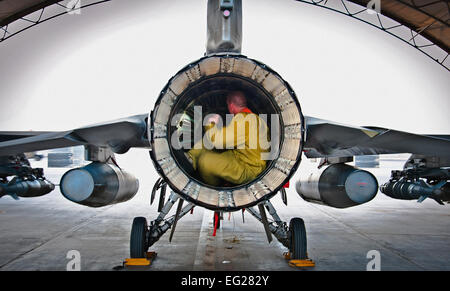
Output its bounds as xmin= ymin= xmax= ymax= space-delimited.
xmin=0 ymin=0 xmax=449 ymax=261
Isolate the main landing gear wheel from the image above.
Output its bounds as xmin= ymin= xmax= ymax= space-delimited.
xmin=130 ymin=217 xmax=148 ymax=258
xmin=289 ymin=217 xmax=307 ymax=260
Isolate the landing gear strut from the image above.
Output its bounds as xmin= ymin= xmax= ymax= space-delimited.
xmin=246 ymin=198 xmax=312 ymax=265
xmin=130 ymin=181 xmax=312 ymax=266
xmin=129 ymin=190 xmax=194 ymax=258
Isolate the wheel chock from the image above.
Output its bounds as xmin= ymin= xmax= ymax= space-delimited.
xmin=123 ymin=251 xmax=157 ymax=267
xmin=288 ymin=259 xmax=315 ymax=268
xmin=283 ymin=252 xmax=315 ymax=268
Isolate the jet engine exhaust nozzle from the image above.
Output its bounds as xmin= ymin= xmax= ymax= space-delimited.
xmin=149 ymin=54 xmax=304 ymax=211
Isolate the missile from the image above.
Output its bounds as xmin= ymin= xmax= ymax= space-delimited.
xmin=0 ymin=178 xmax=55 ymax=199
xmin=380 ymin=180 xmax=449 ymax=204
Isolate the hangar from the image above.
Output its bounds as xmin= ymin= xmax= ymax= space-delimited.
xmin=0 ymin=0 xmax=449 ymax=271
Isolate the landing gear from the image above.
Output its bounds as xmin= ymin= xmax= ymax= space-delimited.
xmin=289 ymin=217 xmax=307 ymax=260
xmin=130 ymin=217 xmax=148 ymax=258
xmin=246 ymin=200 xmax=290 ymax=247
xmin=246 ymin=197 xmax=313 ymax=266
xmin=129 ymin=190 xmax=194 ymax=259
xmin=129 ymin=181 xmax=313 ymax=266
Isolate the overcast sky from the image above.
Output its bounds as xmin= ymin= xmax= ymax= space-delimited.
xmin=0 ymin=0 xmax=448 ymax=190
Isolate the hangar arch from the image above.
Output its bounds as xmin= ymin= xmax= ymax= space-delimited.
xmin=0 ymin=0 xmax=448 ymax=70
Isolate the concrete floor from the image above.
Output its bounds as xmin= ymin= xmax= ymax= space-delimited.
xmin=0 ymin=157 xmax=449 ymax=271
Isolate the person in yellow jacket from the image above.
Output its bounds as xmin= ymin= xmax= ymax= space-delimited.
xmin=187 ymin=91 xmax=269 ymax=186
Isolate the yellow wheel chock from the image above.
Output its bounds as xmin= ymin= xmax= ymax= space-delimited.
xmin=283 ymin=252 xmax=315 ymax=268
xmin=123 ymin=251 xmax=157 ymax=267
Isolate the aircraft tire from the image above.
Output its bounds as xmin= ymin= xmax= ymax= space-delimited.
xmin=130 ymin=217 xmax=148 ymax=258
xmin=289 ymin=217 xmax=307 ymax=260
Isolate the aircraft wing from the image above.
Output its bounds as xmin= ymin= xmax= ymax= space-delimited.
xmin=303 ymin=116 xmax=450 ymax=159
xmin=0 ymin=114 xmax=149 ymax=156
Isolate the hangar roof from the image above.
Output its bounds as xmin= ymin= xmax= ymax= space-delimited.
xmin=0 ymin=0 xmax=448 ymax=53
xmin=349 ymin=0 xmax=449 ymax=53
xmin=0 ymin=0 xmax=60 ymax=27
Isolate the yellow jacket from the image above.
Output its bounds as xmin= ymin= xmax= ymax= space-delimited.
xmin=203 ymin=111 xmax=269 ymax=171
